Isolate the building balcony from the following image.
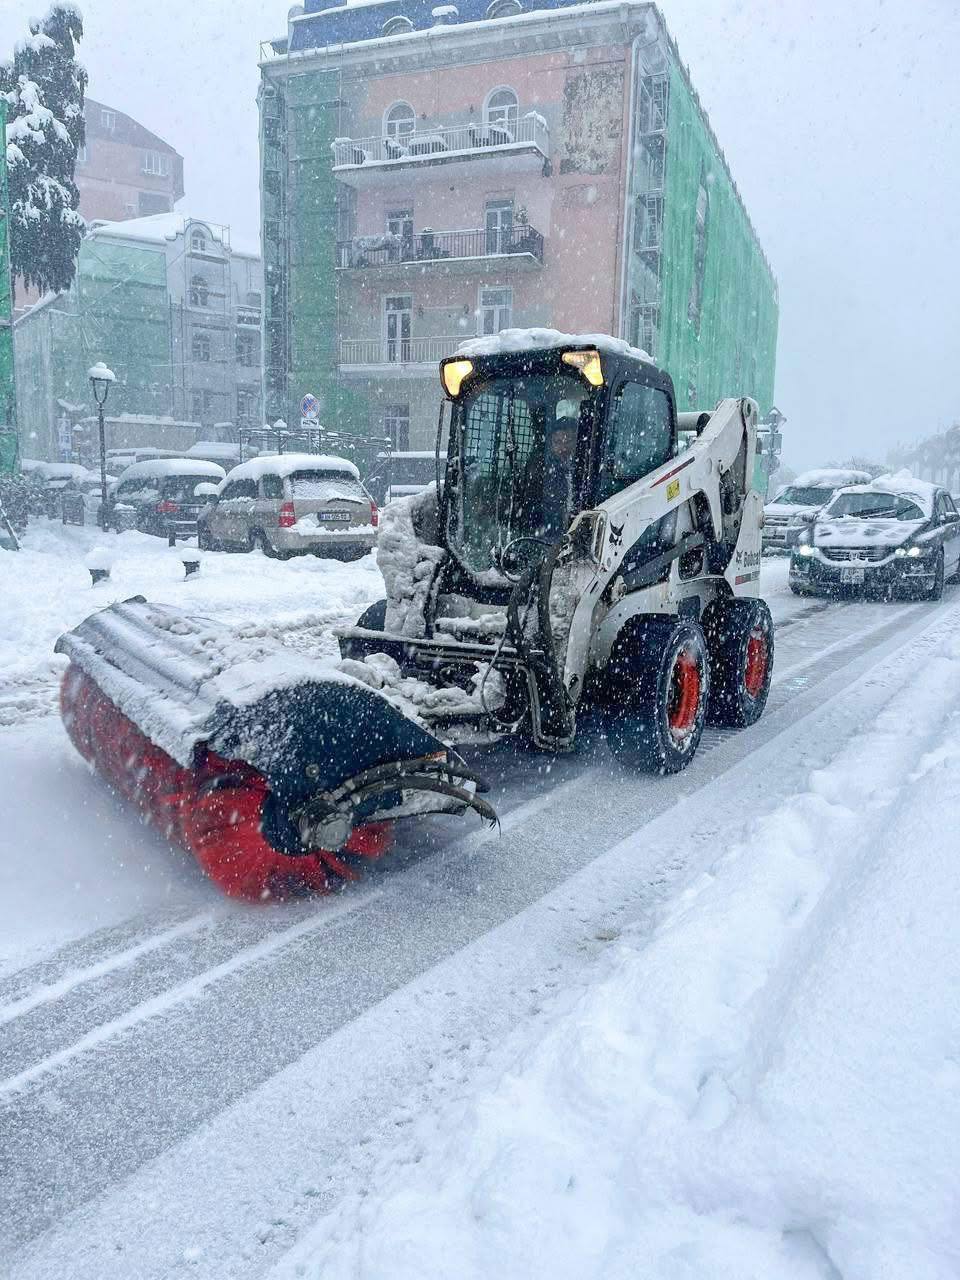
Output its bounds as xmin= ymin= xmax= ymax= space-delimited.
xmin=338 ymin=335 xmax=465 ymax=374
xmin=332 ymin=113 xmax=550 ymax=188
xmin=336 ymin=225 xmax=544 ymax=275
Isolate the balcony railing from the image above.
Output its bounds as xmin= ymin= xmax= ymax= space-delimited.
xmin=336 ymin=224 xmax=544 ymax=270
xmin=339 ymin=335 xmax=465 ymax=367
xmin=332 ymin=112 xmax=550 ymax=169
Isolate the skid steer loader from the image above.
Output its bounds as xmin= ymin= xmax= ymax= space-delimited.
xmin=55 ymin=330 xmax=772 ymax=900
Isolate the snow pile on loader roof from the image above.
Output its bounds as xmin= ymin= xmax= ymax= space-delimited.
xmin=792 ymin=467 xmax=872 ymax=488
xmin=115 ymin=458 xmax=226 ymax=483
xmin=222 ymin=452 xmax=360 ymax=485
xmin=456 ymin=327 xmax=652 ymax=364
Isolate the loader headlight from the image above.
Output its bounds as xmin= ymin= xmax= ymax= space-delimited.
xmin=440 ymin=359 xmax=474 ymax=398
xmin=561 ymin=348 xmax=604 ymax=386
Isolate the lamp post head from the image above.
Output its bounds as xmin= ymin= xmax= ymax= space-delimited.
xmin=88 ymin=362 xmax=116 ymax=407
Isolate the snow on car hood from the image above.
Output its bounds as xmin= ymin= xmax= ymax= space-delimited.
xmin=813 ymin=516 xmax=925 ymax=548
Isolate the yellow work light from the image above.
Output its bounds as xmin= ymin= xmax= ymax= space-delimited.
xmin=440 ymin=359 xmax=474 ymax=397
xmin=561 ymin=349 xmax=604 ymax=386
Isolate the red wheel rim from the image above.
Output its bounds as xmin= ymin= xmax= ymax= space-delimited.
xmin=667 ymin=650 xmax=702 ymax=740
xmin=744 ymin=626 xmax=768 ymax=699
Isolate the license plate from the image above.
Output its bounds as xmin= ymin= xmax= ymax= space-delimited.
xmin=316 ymin=511 xmax=344 ymax=522
xmin=840 ymin=566 xmax=865 ymax=584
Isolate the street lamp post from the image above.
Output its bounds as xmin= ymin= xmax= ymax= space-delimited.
xmin=88 ymin=362 xmax=116 ymax=530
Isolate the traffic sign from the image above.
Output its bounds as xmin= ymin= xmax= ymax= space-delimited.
xmin=300 ymin=393 xmax=320 ymax=421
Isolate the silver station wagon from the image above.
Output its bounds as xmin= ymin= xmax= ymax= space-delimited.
xmin=197 ymin=453 xmax=378 ymax=560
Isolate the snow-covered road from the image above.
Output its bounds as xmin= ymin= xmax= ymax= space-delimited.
xmin=1 ymin=532 xmax=958 ymax=1279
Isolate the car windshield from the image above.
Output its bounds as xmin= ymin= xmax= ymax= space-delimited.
xmin=777 ymin=486 xmax=834 ymax=505
xmin=825 ymin=492 xmax=925 ymax=520
xmin=446 ymin=370 xmax=598 ymax=576
xmin=289 ymin=471 xmax=366 ymax=502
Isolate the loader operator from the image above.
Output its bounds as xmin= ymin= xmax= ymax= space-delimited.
xmin=517 ymin=399 xmax=581 ymax=541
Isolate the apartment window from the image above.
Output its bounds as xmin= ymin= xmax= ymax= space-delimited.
xmin=138 ymin=192 xmax=171 ymax=215
xmin=384 ymin=404 xmax=410 ymax=450
xmin=384 ymin=295 xmax=412 ymax=363
xmin=76 ymin=143 xmax=87 ymax=164
xmin=478 ymin=286 xmax=512 ymax=335
xmin=484 ymin=88 xmax=518 ymax=132
xmin=237 ymin=388 xmax=258 ymax=423
xmin=142 ymin=150 xmax=169 ymax=177
xmin=191 ymin=230 xmax=207 ymax=253
xmin=192 ymin=332 xmax=211 ymax=363
xmin=485 ymin=199 xmax=514 ymax=254
xmin=246 ymin=291 xmax=262 ymax=308
xmin=189 ymin=274 xmax=209 ymax=307
xmin=687 ymin=164 xmax=709 ymax=335
xmin=191 ymin=389 xmax=216 ymax=421
xmin=387 ymin=209 xmax=414 ymax=241
xmin=236 ymin=330 xmax=259 ymax=367
xmin=384 ymin=102 xmax=416 ymax=140
xmin=100 ymin=109 xmax=116 ymax=130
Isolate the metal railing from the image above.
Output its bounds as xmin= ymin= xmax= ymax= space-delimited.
xmin=336 ymin=224 xmax=544 ymax=269
xmin=332 ymin=112 xmax=550 ymax=168
xmin=339 ymin=335 xmax=464 ymax=367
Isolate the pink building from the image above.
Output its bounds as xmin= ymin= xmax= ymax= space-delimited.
xmin=260 ymin=0 xmax=777 ymax=455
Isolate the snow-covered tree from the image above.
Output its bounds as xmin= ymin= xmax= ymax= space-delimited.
xmin=1 ymin=5 xmax=87 ymax=296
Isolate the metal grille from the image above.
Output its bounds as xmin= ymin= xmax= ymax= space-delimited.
xmin=464 ymin=388 xmax=536 ymax=478
xmin=820 ymin=546 xmax=889 ymax=562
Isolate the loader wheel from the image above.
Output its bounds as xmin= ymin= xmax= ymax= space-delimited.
xmin=702 ymin=597 xmax=774 ymax=728
xmin=604 ymin=618 xmax=709 ymax=773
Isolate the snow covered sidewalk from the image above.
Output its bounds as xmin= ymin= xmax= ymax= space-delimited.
xmin=278 ymin=615 xmax=960 ymax=1280
xmin=0 ymin=520 xmax=382 ymax=727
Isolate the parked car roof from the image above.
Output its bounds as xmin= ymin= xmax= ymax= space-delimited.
xmin=116 ymin=458 xmax=227 ymax=483
xmin=221 ymin=452 xmax=360 ymax=485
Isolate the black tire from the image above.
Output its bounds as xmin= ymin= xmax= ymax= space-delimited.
xmin=604 ymin=617 xmax=709 ymax=774
xmin=789 ymin=579 xmax=814 ymax=596
xmin=924 ymin=548 xmax=945 ymax=601
xmin=197 ymin=521 xmax=216 ymax=551
xmin=702 ymin=597 xmax=774 ymax=728
xmin=250 ymin=529 xmax=282 ymax=559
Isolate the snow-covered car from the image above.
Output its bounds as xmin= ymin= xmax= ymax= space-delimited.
xmin=102 ymin=458 xmax=227 ymax=539
xmin=60 ymin=471 xmax=118 ymax=526
xmin=763 ymin=468 xmax=872 ymax=551
xmin=197 ymin=453 xmax=377 ymax=560
xmin=32 ymin=463 xmax=93 ymax=518
xmin=789 ymin=476 xmax=960 ymax=599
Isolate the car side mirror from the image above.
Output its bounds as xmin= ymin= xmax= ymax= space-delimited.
xmin=194 ymin=483 xmax=219 ymax=502
xmin=800 ymin=510 xmax=818 ymax=524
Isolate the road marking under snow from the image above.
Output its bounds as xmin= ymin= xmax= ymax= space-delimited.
xmin=0 ymin=911 xmax=218 ymax=1029
xmin=0 ymin=889 xmax=380 ymax=1101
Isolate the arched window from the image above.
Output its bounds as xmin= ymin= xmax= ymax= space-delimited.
xmin=190 ymin=230 xmax=207 ymax=253
xmin=486 ymin=0 xmax=521 ymax=17
xmin=382 ymin=14 xmax=414 ymax=35
xmin=189 ymin=274 xmax=209 ymax=307
xmin=384 ymin=101 xmax=416 ymax=139
xmin=192 ymin=331 xmax=211 ymax=363
xmin=484 ymin=87 xmax=518 ymax=132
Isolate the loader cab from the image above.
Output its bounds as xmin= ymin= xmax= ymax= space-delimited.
xmin=439 ymin=343 xmax=677 ymax=581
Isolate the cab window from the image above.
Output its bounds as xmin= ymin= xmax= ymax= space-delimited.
xmin=597 ymin=382 xmax=673 ymax=502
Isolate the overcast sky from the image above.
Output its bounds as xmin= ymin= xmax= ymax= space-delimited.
xmin=2 ymin=0 xmax=958 ymax=468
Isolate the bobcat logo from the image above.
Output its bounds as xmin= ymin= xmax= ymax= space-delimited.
xmin=609 ymin=521 xmax=625 ymax=549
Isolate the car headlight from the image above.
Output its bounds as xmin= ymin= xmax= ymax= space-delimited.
xmin=896 ymin=545 xmax=923 ymax=558
xmin=798 ymin=544 xmax=815 ymax=558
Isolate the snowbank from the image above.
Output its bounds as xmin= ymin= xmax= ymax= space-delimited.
xmin=285 ymin=614 xmax=960 ymax=1280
